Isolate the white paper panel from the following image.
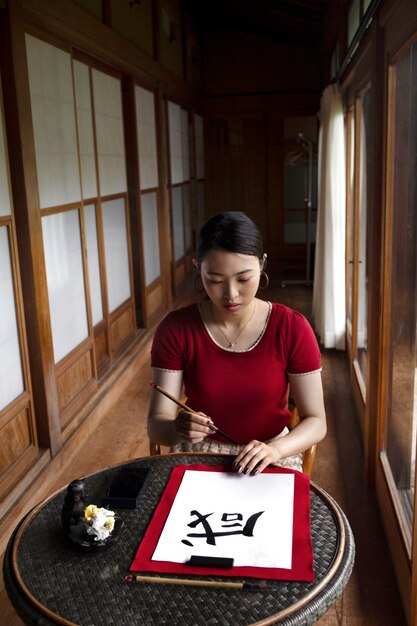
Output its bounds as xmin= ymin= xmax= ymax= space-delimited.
xmin=26 ymin=35 xmax=81 ymax=208
xmin=194 ymin=113 xmax=205 ymax=180
xmin=73 ymin=61 xmax=98 ymax=199
xmin=152 ymin=470 xmax=294 ymax=569
xmin=141 ymin=192 xmax=161 ymax=286
xmin=168 ymin=101 xmax=183 ymax=184
xmin=0 ymin=84 xmax=12 ymax=217
xmin=135 ymin=86 xmax=159 ymax=190
xmin=0 ymin=227 xmax=24 ymax=411
xmin=84 ymin=204 xmax=103 ymax=325
xmin=181 ymin=109 xmax=190 ymax=181
xmin=172 ymin=186 xmax=185 ymax=261
xmin=183 ymin=183 xmax=192 ymax=250
xmin=42 ymin=210 xmax=88 ymax=363
xmin=102 ymin=198 xmax=131 ymax=312
xmin=92 ymin=70 xmax=127 ymax=196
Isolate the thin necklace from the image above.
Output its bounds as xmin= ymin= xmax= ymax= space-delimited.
xmin=211 ymin=301 xmax=257 ymax=348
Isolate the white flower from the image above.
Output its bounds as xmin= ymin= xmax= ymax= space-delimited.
xmin=84 ymin=504 xmax=115 ymax=541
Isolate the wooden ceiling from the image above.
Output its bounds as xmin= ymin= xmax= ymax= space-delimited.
xmin=182 ymin=0 xmax=329 ymax=50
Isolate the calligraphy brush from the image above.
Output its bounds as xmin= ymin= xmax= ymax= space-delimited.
xmin=150 ymin=382 xmax=237 ymax=444
xmin=125 ymin=574 xmax=279 ymax=590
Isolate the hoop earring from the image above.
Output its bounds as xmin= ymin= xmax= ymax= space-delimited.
xmin=194 ymin=274 xmax=206 ymax=293
xmin=259 ymin=270 xmax=270 ymax=290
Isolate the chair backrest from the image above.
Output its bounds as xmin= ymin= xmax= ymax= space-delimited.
xmin=149 ymin=440 xmax=161 ymax=456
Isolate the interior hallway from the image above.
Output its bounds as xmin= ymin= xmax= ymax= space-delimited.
xmin=1 ymin=284 xmax=406 ymax=625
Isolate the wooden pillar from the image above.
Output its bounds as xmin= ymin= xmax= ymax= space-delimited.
xmin=0 ymin=0 xmax=62 ymax=455
xmin=122 ymin=76 xmax=147 ymax=327
xmin=156 ymin=87 xmax=173 ymax=310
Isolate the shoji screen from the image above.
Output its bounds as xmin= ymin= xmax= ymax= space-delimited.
xmin=84 ymin=204 xmax=103 ymax=325
xmin=135 ymin=85 xmax=161 ymax=286
xmin=41 ymin=211 xmax=89 ymax=362
xmin=0 ymin=77 xmax=38 ymax=500
xmin=25 ymin=36 xmax=82 ymax=208
xmin=90 ymin=67 xmax=135 ymax=362
xmin=167 ymin=101 xmax=192 ymax=290
xmin=0 ymin=228 xmax=24 ymax=409
xmin=73 ymin=61 xmax=98 ymax=200
xmin=26 ymin=35 xmax=88 ymax=369
xmin=92 ymin=69 xmax=128 ymax=197
xmin=25 ymin=35 xmax=136 ymax=429
xmin=168 ymin=101 xmax=183 ymax=184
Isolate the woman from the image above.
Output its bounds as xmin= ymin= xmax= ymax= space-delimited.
xmin=147 ymin=211 xmax=326 ymax=474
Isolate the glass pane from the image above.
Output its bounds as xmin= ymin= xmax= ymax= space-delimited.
xmin=73 ymin=61 xmax=98 ymax=199
xmin=141 ymin=192 xmax=161 ymax=286
xmin=26 ymin=35 xmax=81 ymax=208
xmin=171 ymin=186 xmax=185 ymax=261
xmin=102 ymin=198 xmax=131 ymax=312
xmin=84 ymin=204 xmax=103 ymax=325
xmin=168 ymin=101 xmax=183 ymax=184
xmin=42 ymin=210 xmax=89 ymax=363
xmin=283 ymin=118 xmax=318 ymax=246
xmin=384 ymin=41 xmax=417 ymax=549
xmin=135 ymin=85 xmax=159 ymax=190
xmin=283 ymin=209 xmax=317 ymax=244
xmin=347 ymin=112 xmax=355 ymax=329
xmin=181 ymin=109 xmax=190 ymax=181
xmin=348 ymin=0 xmax=360 ymax=45
xmin=0 ymin=80 xmax=12 ymax=217
xmin=0 ymin=226 xmax=24 ymax=410
xmin=355 ymin=88 xmax=372 ymax=383
xmin=92 ymin=69 xmax=127 ymax=196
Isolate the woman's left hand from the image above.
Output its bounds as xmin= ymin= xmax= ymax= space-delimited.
xmin=232 ymin=440 xmax=279 ymax=475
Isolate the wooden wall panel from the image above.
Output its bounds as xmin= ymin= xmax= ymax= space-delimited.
xmin=110 ymin=0 xmax=153 ymax=56
xmin=110 ymin=304 xmax=136 ymax=351
xmin=159 ymin=0 xmax=183 ymax=78
xmin=203 ymin=30 xmax=322 ymax=96
xmin=147 ymin=281 xmax=163 ymax=318
xmin=94 ymin=328 xmax=108 ymax=366
xmin=0 ymin=408 xmax=31 ymax=474
xmin=57 ymin=348 xmax=94 ymax=413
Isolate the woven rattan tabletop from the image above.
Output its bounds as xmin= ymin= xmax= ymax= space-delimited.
xmin=4 ymin=453 xmax=355 ymax=625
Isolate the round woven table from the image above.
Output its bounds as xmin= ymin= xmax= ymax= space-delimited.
xmin=4 ymin=453 xmax=355 ymax=625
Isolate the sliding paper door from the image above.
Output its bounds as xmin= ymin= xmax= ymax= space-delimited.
xmin=0 ymin=74 xmax=38 ymax=504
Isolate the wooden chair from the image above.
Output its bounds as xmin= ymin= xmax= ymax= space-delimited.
xmin=287 ymin=397 xmax=317 ymax=476
xmin=149 ymin=397 xmax=317 ymax=476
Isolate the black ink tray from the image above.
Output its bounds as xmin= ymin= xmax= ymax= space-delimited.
xmin=101 ymin=466 xmax=150 ymax=509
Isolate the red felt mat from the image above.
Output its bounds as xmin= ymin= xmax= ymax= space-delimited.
xmin=129 ymin=464 xmax=314 ymax=581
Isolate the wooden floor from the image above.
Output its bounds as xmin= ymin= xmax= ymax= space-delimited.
xmin=1 ymin=285 xmax=407 ymax=625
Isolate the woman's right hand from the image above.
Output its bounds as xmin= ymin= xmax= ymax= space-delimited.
xmin=174 ymin=410 xmax=216 ymax=443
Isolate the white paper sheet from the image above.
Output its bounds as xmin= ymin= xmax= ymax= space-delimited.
xmin=152 ymin=470 xmax=295 ymax=569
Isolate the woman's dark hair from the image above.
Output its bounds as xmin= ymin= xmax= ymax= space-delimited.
xmin=196 ymin=211 xmax=264 ymax=262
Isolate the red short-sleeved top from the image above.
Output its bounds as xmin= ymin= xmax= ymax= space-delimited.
xmin=151 ymin=302 xmax=321 ymax=444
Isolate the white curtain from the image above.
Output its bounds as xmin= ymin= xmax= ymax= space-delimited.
xmin=312 ymin=84 xmax=346 ymax=350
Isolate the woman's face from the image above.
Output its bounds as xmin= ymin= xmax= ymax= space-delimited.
xmin=198 ymin=249 xmax=262 ymax=316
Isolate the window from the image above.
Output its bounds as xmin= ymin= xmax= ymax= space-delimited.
xmin=355 ymin=87 xmax=372 ymax=387
xmin=381 ymin=40 xmax=417 ymax=551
